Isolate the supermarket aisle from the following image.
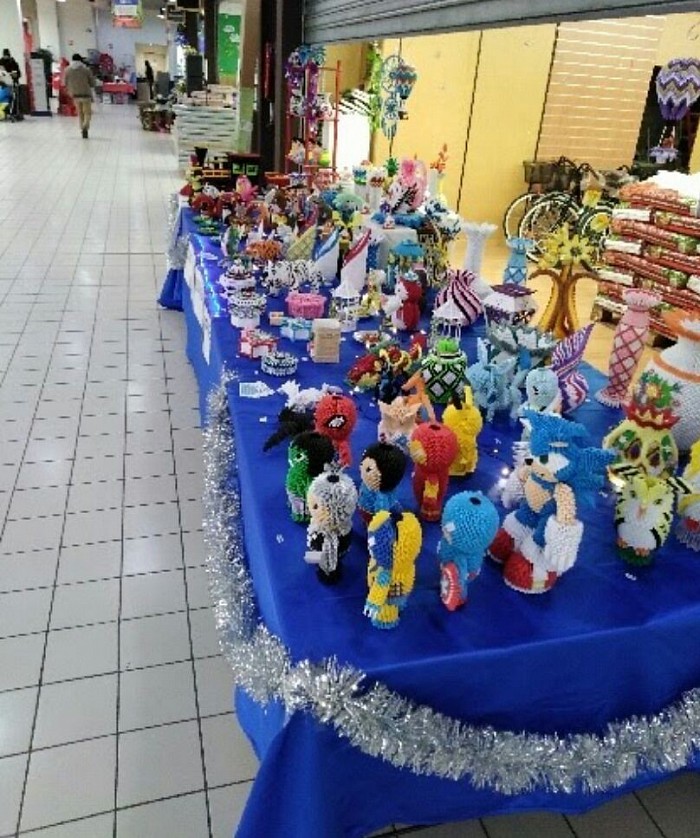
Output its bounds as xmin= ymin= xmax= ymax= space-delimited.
xmin=1 ymin=105 xmax=700 ymax=838
xmin=0 ymin=106 xmax=254 ymax=837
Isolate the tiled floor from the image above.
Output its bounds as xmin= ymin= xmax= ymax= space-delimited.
xmin=0 ymin=105 xmax=699 ymax=838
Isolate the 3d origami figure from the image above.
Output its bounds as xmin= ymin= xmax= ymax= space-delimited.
xmin=357 ymin=442 xmax=408 ymax=524
xmin=489 ymin=411 xmax=615 ymax=593
xmin=442 ymin=388 xmax=483 ymax=476
xmin=364 ymin=507 xmax=422 ymax=629
xmin=304 ymin=466 xmax=358 ymax=584
xmin=408 ymin=422 xmax=459 ymax=522
xmin=285 ymin=431 xmax=335 ymax=523
xmin=314 ymin=392 xmax=358 ymax=467
xmin=438 ymin=491 xmax=500 ymax=611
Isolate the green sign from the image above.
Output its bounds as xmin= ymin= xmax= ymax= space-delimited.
xmin=218 ymin=12 xmax=241 ymax=84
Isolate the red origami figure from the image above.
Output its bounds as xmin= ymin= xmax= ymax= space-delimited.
xmin=408 ymin=422 xmax=458 ymax=522
xmin=314 ymin=393 xmax=358 ymax=467
xmin=396 ymin=276 xmax=422 ymax=332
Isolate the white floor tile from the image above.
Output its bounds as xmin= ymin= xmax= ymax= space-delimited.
xmin=122 ymin=532 xmax=183 ymax=575
xmin=20 ymin=737 xmax=116 ymax=831
xmin=66 ymin=479 xmax=124 ymax=514
xmin=115 ymin=793 xmax=209 ymax=838
xmin=0 ymin=753 xmax=28 ymax=836
xmin=189 ymin=608 xmax=221 ymax=659
xmin=201 ymin=715 xmax=257 ymax=786
xmin=194 ymin=656 xmax=235 ymax=717
xmin=1 ymin=514 xmax=65 ymax=554
xmin=33 ymin=674 xmax=118 ymax=749
xmin=8 ymin=486 xmax=69 ymax=520
xmin=208 ymin=782 xmax=252 ymax=838
xmin=62 ymin=507 xmax=122 ymax=547
xmin=0 ymin=634 xmax=45 ymax=690
xmin=50 ymin=578 xmax=120 ymax=629
xmin=22 ymin=812 xmax=115 ymax=837
xmin=0 ymin=550 xmax=58 ymax=593
xmin=0 ymin=588 xmax=53 ymax=637
xmin=122 ymin=501 xmax=180 ymax=540
xmin=119 ymin=661 xmax=197 ymax=731
xmin=116 ymin=720 xmax=204 ymax=807
xmin=119 ymin=612 xmax=191 ymax=670
xmin=123 ymin=474 xmax=177 ymax=506
xmin=120 ymin=569 xmax=187 ymax=619
xmin=185 ymin=565 xmax=211 ymax=610
xmin=56 ymin=541 xmax=122 ymax=584
xmin=0 ymin=687 xmax=38 ymax=757
xmin=43 ymin=623 xmax=118 ymax=682
xmin=16 ymin=459 xmax=73 ymax=489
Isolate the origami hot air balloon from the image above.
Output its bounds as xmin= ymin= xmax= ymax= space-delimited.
xmin=656 ymin=57 xmax=700 ymax=120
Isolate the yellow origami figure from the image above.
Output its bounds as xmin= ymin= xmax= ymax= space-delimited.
xmin=442 ymin=387 xmax=483 ymax=476
xmin=677 ymin=439 xmax=700 ymax=552
xmin=364 ymin=508 xmax=422 ymax=629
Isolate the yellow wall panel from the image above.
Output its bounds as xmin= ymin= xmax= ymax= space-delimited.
xmin=458 ymin=24 xmax=557 ymax=227
xmin=372 ymin=32 xmax=481 ymax=210
xmin=536 ymin=16 xmax=665 ymax=169
xmin=656 ymin=12 xmax=700 ymax=64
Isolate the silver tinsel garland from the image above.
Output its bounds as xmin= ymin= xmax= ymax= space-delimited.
xmin=202 ymin=375 xmax=700 ymax=794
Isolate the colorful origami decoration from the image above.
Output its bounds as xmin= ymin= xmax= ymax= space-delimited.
xmin=612 ymin=463 xmax=691 ymax=565
xmin=656 ymin=57 xmax=700 ymax=120
xmin=358 ymin=442 xmax=407 ymax=524
xmin=304 ymin=465 xmax=358 ymax=584
xmin=414 ymin=338 xmax=468 ymax=406
xmin=595 ymin=288 xmax=660 ymax=408
xmin=550 ymin=323 xmax=594 ymax=413
xmin=521 ymin=367 xmax=562 ymax=422
xmin=466 ymin=339 xmax=522 ymax=422
xmin=382 ymin=271 xmax=422 ymax=331
xmin=489 ymin=411 xmax=615 ymax=594
xmin=438 ymin=491 xmax=500 ymax=611
xmin=503 ymin=237 xmax=534 ymax=285
xmin=603 ymin=370 xmax=680 ymax=479
xmin=314 ymin=393 xmax=358 ymax=467
xmin=676 ymin=439 xmax=700 ymax=551
xmin=365 ymin=507 xmax=422 ymax=629
xmin=377 ymin=397 xmax=420 ymax=452
xmin=442 ymin=387 xmax=482 ymax=477
xmin=285 ymin=431 xmax=336 ymax=523
xmin=409 ymin=421 xmax=459 ymax=522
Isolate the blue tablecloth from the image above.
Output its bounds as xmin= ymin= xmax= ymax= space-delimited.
xmin=165 ymin=219 xmax=700 ymax=838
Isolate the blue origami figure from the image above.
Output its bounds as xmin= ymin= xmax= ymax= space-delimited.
xmin=438 ymin=491 xmax=500 ymax=611
xmin=489 ymin=411 xmax=615 ymax=594
xmin=503 ymin=237 xmax=534 ymax=285
xmin=466 ymin=339 xmax=523 ymax=422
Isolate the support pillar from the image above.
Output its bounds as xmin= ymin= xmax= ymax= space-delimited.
xmin=35 ymin=0 xmax=60 ymax=57
xmin=257 ymin=0 xmax=302 ymax=172
xmin=203 ymin=0 xmax=218 ymax=84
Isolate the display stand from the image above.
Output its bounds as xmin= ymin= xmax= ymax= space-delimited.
xmin=283 ymin=61 xmax=340 ymax=186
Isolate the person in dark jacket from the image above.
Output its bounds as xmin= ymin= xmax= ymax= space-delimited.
xmin=145 ymin=60 xmax=154 ymax=98
xmin=0 ymin=49 xmax=21 ymax=80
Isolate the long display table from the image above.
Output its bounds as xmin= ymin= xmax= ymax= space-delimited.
xmin=162 ymin=209 xmax=700 ymax=838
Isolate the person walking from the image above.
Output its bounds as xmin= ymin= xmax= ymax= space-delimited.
xmin=144 ymin=60 xmax=154 ymax=99
xmin=64 ymin=54 xmax=95 ymax=138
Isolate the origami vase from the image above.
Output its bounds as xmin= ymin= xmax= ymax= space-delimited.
xmin=462 ymin=222 xmax=497 ymax=299
xmin=642 ymin=310 xmax=700 ymax=452
xmin=596 ymin=288 xmax=660 ymax=408
xmin=550 ymin=323 xmax=594 ymax=413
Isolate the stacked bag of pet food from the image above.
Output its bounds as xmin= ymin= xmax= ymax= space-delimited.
xmin=597 ymin=172 xmax=700 ymax=340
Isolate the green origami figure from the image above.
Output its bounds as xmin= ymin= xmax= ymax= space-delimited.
xmin=285 ymin=431 xmax=335 ymax=523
